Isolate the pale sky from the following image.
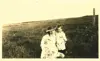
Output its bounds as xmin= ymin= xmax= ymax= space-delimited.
xmin=0 ymin=0 xmax=99 ymax=24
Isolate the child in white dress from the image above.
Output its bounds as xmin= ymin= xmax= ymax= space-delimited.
xmin=56 ymin=25 xmax=67 ymax=54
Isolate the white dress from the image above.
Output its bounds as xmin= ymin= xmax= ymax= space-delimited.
xmin=56 ymin=31 xmax=67 ymax=50
xmin=40 ymin=34 xmax=58 ymax=58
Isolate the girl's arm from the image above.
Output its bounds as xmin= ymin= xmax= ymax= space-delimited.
xmin=40 ymin=36 xmax=46 ymax=50
xmin=63 ymin=32 xmax=67 ymax=42
xmin=40 ymin=36 xmax=48 ymax=50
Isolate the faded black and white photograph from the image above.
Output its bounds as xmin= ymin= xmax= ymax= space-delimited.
xmin=1 ymin=0 xmax=99 ymax=59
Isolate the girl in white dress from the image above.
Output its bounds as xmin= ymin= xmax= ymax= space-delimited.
xmin=56 ymin=25 xmax=67 ymax=54
xmin=40 ymin=27 xmax=64 ymax=58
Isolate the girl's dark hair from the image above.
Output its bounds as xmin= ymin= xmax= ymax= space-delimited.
xmin=47 ymin=26 xmax=52 ymax=30
xmin=55 ymin=25 xmax=62 ymax=31
xmin=46 ymin=26 xmax=53 ymax=35
xmin=57 ymin=25 xmax=62 ymax=28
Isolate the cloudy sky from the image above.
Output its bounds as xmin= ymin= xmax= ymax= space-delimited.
xmin=0 ymin=0 xmax=99 ymax=24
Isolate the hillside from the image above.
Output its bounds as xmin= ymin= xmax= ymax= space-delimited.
xmin=2 ymin=15 xmax=98 ymax=58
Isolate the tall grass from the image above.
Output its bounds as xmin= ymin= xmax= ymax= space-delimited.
xmin=2 ymin=15 xmax=98 ymax=58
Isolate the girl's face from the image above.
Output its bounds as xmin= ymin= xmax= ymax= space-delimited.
xmin=58 ymin=27 xmax=62 ymax=32
xmin=50 ymin=30 xmax=55 ymax=35
xmin=52 ymin=30 xmax=56 ymax=34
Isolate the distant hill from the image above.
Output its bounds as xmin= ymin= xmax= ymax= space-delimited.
xmin=3 ymin=15 xmax=98 ymax=32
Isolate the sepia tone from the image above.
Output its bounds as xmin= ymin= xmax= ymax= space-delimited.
xmin=2 ymin=9 xmax=98 ymax=58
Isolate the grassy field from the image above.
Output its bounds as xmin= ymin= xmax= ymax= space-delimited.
xmin=2 ymin=15 xmax=98 ymax=58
